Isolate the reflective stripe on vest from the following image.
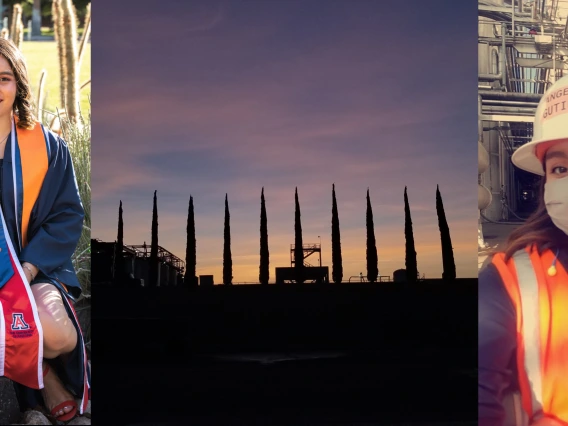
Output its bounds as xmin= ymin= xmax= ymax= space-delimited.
xmin=512 ymin=249 xmax=544 ymax=419
xmin=493 ymin=247 xmax=568 ymax=424
xmin=502 ymin=390 xmax=529 ymax=426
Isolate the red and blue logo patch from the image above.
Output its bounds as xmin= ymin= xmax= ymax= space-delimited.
xmin=10 ymin=312 xmax=33 ymax=338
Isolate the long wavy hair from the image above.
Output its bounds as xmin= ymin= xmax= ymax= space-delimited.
xmin=0 ymin=38 xmax=35 ymax=129
xmin=501 ymin=177 xmax=568 ymax=261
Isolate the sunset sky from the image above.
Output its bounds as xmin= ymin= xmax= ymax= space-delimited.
xmin=94 ymin=0 xmax=478 ymax=282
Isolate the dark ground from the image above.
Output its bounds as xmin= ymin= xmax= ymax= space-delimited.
xmin=93 ymin=280 xmax=477 ymax=425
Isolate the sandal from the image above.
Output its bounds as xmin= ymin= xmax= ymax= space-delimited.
xmin=42 ymin=362 xmax=78 ymax=422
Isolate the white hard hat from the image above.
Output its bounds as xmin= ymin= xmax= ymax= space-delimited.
xmin=511 ymin=74 xmax=568 ymax=176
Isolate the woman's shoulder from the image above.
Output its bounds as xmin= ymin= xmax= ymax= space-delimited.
xmin=478 ymin=247 xmax=525 ymax=285
xmin=555 ymin=245 xmax=568 ymax=271
xmin=36 ymin=122 xmax=71 ymax=154
xmin=479 ymin=258 xmax=503 ymax=286
xmin=479 ymin=256 xmax=516 ymax=319
xmin=481 ymin=244 xmax=536 ymax=269
xmin=37 ymin=121 xmax=62 ymax=140
xmin=479 ymin=247 xmax=507 ymax=273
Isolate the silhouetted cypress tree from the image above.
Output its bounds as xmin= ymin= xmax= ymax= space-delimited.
xmin=185 ymin=196 xmax=197 ymax=287
xmin=436 ymin=185 xmax=456 ymax=280
xmin=294 ymin=187 xmax=304 ymax=284
xmin=331 ymin=184 xmax=343 ymax=284
xmin=366 ymin=189 xmax=378 ymax=282
xmin=223 ymin=194 xmax=233 ymax=285
xmin=149 ymin=190 xmax=159 ymax=287
xmin=114 ymin=200 xmax=124 ymax=285
xmin=404 ymin=187 xmax=418 ymax=282
xmin=259 ymin=188 xmax=269 ymax=285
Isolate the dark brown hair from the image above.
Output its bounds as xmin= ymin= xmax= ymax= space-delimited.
xmin=0 ymin=38 xmax=35 ymax=129
xmin=501 ymin=177 xmax=568 ymax=261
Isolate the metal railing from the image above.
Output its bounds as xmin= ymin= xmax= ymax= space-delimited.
xmin=348 ymin=275 xmax=392 ymax=283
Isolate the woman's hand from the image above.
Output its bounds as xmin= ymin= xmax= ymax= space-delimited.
xmin=21 ymin=262 xmax=38 ymax=284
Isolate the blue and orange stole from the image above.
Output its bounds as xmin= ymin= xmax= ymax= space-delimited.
xmin=0 ymin=120 xmax=90 ymax=414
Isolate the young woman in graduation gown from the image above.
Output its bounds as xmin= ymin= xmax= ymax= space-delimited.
xmin=0 ymin=39 xmax=90 ymax=422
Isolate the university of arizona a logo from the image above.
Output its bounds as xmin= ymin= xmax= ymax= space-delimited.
xmin=11 ymin=313 xmax=30 ymax=330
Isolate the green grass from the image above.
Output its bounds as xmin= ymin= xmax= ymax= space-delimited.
xmin=20 ymin=40 xmax=91 ymax=118
xmin=23 ymin=27 xmax=86 ymax=38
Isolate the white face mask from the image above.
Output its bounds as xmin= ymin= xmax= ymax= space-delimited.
xmin=544 ymin=175 xmax=568 ymax=235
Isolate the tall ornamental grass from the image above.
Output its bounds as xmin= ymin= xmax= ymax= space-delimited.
xmin=53 ymin=110 xmax=91 ymax=349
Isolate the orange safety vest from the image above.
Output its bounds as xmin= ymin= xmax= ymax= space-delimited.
xmin=492 ymin=245 xmax=568 ymax=425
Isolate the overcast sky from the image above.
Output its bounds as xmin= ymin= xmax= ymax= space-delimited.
xmin=93 ymin=0 xmax=478 ymax=282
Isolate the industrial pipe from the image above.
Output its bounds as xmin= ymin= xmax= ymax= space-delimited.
xmin=483 ymin=100 xmax=539 ymax=106
xmin=483 ymin=106 xmax=537 ymax=114
xmin=479 ymin=185 xmax=492 ymax=211
xmin=481 ymin=212 xmax=524 ymax=225
xmin=502 ymin=21 xmax=507 ymax=88
xmin=478 ymin=37 xmax=568 ymax=48
xmin=479 ymin=90 xmax=543 ymax=102
xmin=511 ymin=1 xmax=515 ymax=41
xmin=478 ymin=95 xmax=484 ymax=146
xmin=478 ymin=94 xmax=488 ymax=176
xmin=479 ymin=73 xmax=503 ymax=81
xmin=564 ymin=7 xmax=568 ymax=39
xmin=479 ymin=142 xmax=489 ymax=175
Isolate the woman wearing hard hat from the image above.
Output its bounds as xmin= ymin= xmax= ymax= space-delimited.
xmin=479 ymin=74 xmax=568 ymax=426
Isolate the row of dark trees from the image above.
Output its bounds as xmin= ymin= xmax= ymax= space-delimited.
xmin=113 ymin=185 xmax=456 ymax=286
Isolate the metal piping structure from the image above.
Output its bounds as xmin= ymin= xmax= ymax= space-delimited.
xmin=478 ymin=90 xmax=543 ymax=101
xmin=128 ymin=243 xmax=185 ymax=272
xmin=483 ymin=100 xmax=539 ymax=106
xmin=483 ymin=106 xmax=537 ymax=114
xmin=478 ymin=0 xmax=567 ymax=252
xmin=502 ymin=21 xmax=507 ymax=87
xmin=478 ymin=95 xmax=484 ymax=144
xmin=479 ymin=73 xmax=503 ymax=81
